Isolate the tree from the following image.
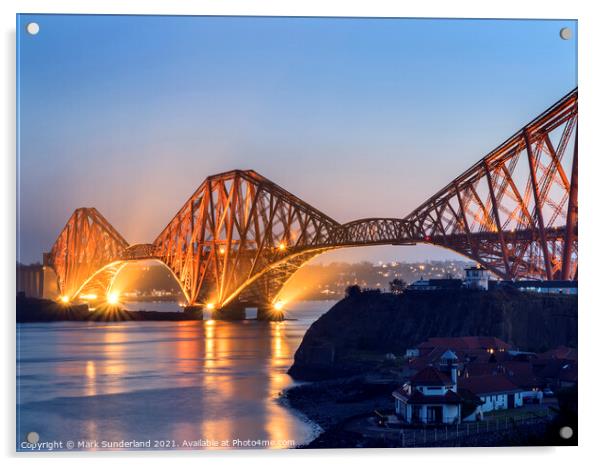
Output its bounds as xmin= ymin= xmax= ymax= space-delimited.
xmin=389 ymin=278 xmax=407 ymax=294
xmin=345 ymin=284 xmax=362 ymax=298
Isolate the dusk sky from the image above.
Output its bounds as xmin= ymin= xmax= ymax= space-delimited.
xmin=17 ymin=15 xmax=577 ymax=265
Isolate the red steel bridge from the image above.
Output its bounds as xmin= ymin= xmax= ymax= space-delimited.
xmin=44 ymin=89 xmax=578 ymax=312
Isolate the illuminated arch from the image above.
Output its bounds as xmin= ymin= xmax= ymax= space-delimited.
xmin=71 ymin=258 xmax=191 ymax=304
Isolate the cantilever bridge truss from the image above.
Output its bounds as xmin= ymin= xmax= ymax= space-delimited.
xmin=45 ymin=89 xmax=578 ymax=308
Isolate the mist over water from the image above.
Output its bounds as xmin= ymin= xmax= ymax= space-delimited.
xmin=17 ymin=301 xmax=333 ymax=450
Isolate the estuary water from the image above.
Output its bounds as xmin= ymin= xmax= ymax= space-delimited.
xmin=17 ymin=300 xmax=334 ymax=451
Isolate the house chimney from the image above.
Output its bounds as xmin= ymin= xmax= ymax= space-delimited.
xmin=440 ymin=349 xmax=459 ymax=392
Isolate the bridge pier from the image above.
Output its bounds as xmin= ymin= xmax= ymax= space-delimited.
xmin=183 ymin=305 xmax=204 ymax=320
xmin=257 ymin=305 xmax=284 ymax=322
xmin=212 ymin=302 xmax=245 ymax=321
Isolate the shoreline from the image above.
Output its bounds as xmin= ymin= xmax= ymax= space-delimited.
xmin=275 ymin=386 xmax=325 ymax=446
xmin=278 ymin=375 xmax=399 ymax=448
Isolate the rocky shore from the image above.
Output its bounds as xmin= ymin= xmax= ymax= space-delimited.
xmin=282 ymin=376 xmax=399 ymax=430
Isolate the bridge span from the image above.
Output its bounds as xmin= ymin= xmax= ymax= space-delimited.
xmin=44 ymin=88 xmax=578 ymax=313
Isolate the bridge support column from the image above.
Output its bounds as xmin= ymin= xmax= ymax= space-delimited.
xmin=212 ymin=302 xmax=245 ymax=321
xmin=183 ymin=305 xmax=204 ymax=320
xmin=257 ymin=305 xmax=284 ymax=322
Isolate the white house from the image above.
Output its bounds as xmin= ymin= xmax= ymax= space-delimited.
xmin=459 ymin=374 xmax=523 ymax=420
xmin=393 ymin=351 xmax=463 ymax=424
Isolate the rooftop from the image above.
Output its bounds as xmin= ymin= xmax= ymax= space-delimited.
xmin=538 ymin=346 xmax=578 ymax=361
xmin=535 ymin=359 xmax=578 ymax=382
xmin=411 ymin=366 xmax=452 ymax=386
xmin=440 ymin=349 xmax=458 ymax=361
xmin=458 ymin=374 xmax=520 ymax=395
xmin=406 ymin=389 xmax=463 ymax=405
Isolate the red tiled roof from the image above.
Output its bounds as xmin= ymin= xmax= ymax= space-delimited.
xmin=411 ymin=366 xmax=452 ymax=386
xmin=538 ymin=346 xmax=577 ymax=361
xmin=406 ymin=389 xmax=462 ymax=405
xmin=458 ymin=374 xmax=520 ymax=395
xmin=535 ymin=359 xmax=578 ymax=382
xmin=408 ymin=347 xmax=448 ymax=369
xmin=463 ymin=360 xmax=536 ymax=382
xmin=500 ymin=361 xmax=541 ymax=389
xmin=463 ymin=362 xmax=497 ymax=377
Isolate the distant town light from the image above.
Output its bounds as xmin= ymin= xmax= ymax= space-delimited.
xmin=80 ymin=293 xmax=97 ymax=300
xmin=206 ymin=302 xmax=215 ymax=311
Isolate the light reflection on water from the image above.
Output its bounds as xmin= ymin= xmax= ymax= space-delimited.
xmin=16 ymin=300 xmax=334 ymax=450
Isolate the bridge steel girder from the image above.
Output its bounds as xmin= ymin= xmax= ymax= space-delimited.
xmin=151 ymin=170 xmax=341 ymax=308
xmin=44 ymin=89 xmax=578 ymax=308
xmin=404 ymin=88 xmax=577 ymax=281
xmin=44 ymin=208 xmax=129 ymax=299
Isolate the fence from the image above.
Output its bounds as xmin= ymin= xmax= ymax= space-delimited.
xmin=397 ymin=412 xmax=551 ymax=447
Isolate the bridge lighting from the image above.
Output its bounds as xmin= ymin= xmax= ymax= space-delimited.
xmin=106 ymin=292 xmax=119 ymax=305
xmin=206 ymin=302 xmax=215 ymax=311
xmin=42 ymin=92 xmax=579 ymax=312
xmin=273 ymin=300 xmax=285 ymax=311
xmin=59 ymin=295 xmax=70 ymax=304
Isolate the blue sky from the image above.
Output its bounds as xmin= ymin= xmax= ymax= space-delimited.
xmin=17 ymin=15 xmax=577 ymax=264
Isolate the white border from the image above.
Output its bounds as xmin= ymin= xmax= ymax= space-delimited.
xmin=3 ymin=1 xmax=601 ymax=465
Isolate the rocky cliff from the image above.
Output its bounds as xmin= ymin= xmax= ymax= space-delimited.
xmin=288 ymin=288 xmax=577 ymax=380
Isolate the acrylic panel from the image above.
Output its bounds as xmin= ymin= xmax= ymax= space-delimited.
xmin=16 ymin=14 xmax=577 ymax=451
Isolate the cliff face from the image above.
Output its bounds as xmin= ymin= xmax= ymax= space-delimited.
xmin=288 ymin=288 xmax=577 ymax=380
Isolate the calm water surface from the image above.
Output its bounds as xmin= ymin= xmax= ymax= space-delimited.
xmin=17 ymin=300 xmax=334 ymax=450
